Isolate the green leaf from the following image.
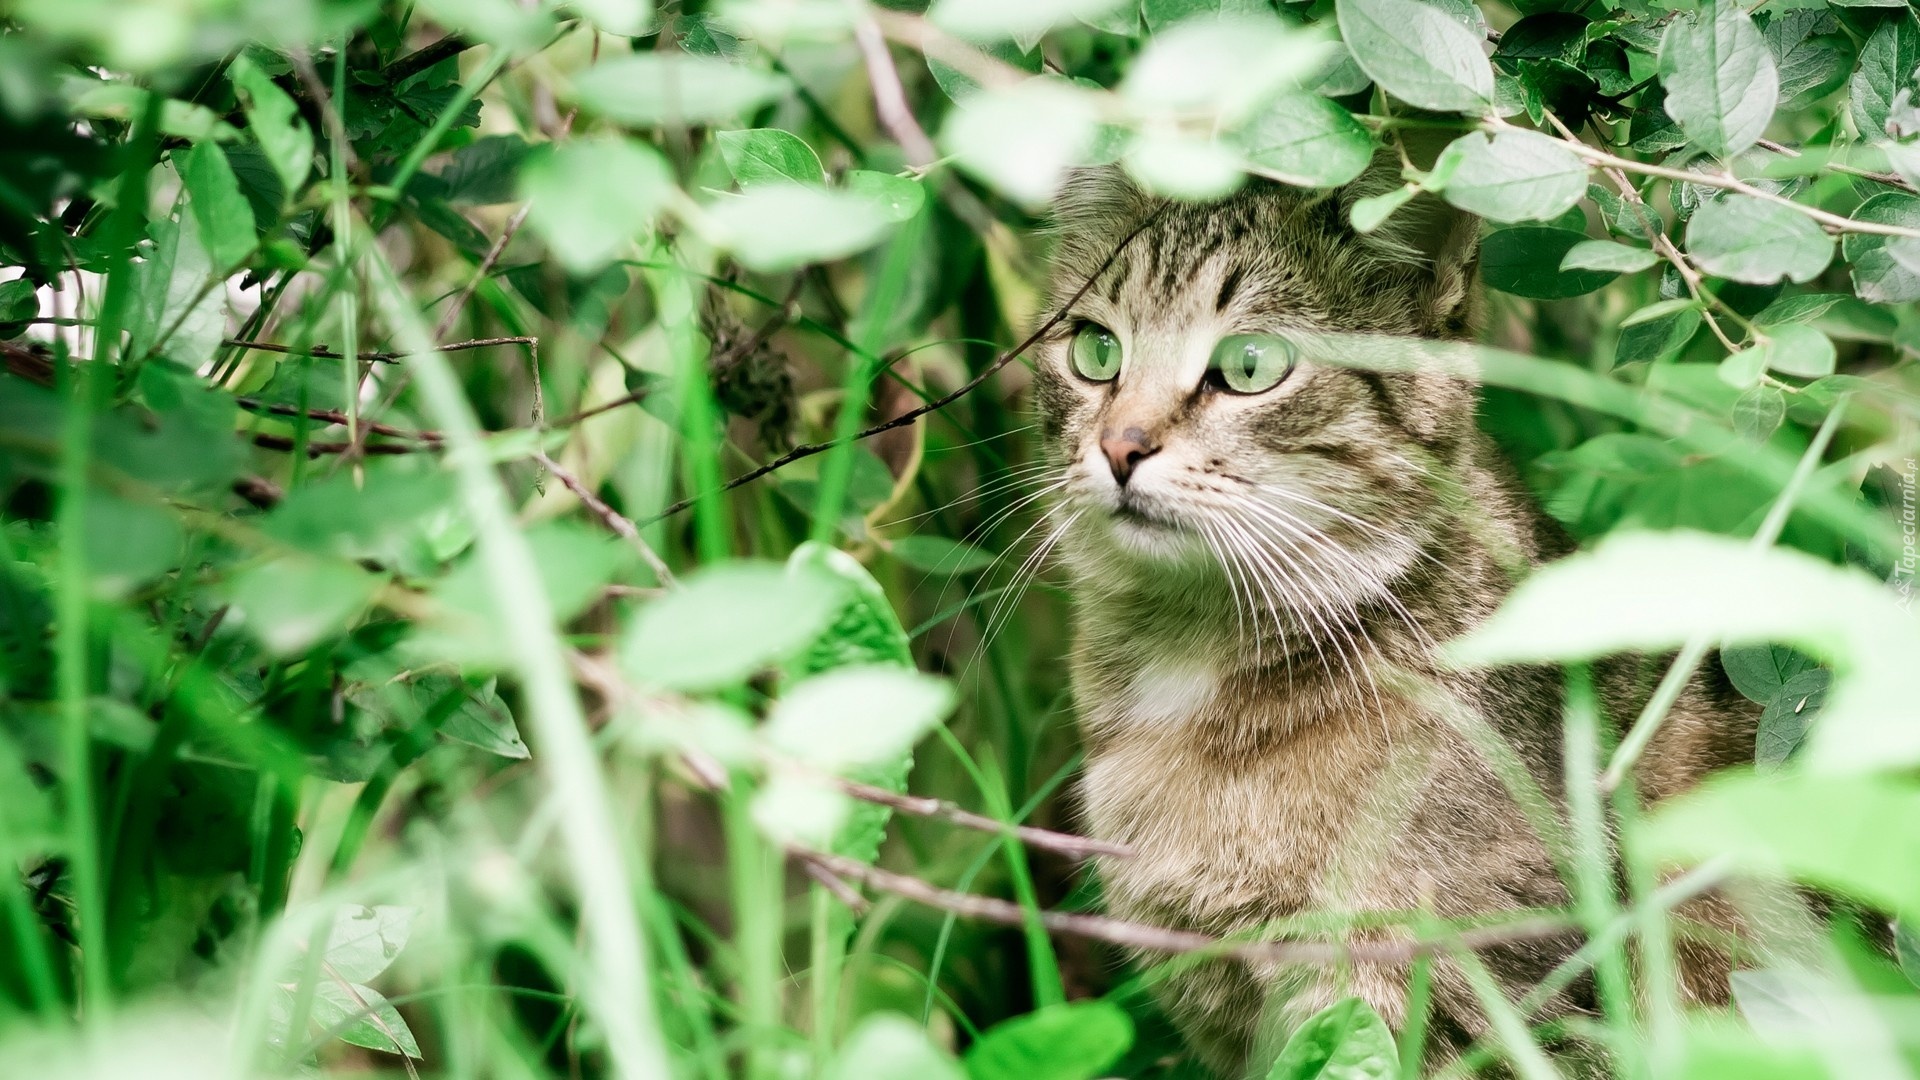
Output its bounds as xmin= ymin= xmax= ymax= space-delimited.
xmin=930 ymin=0 xmax=1131 ymax=42
xmin=942 ymin=79 xmax=1099 ymax=208
xmin=763 ymin=665 xmax=955 ymax=771
xmin=716 ymin=128 xmax=826 ymax=187
xmin=1122 ymin=129 xmax=1245 ymax=200
xmin=567 ymin=53 xmax=790 ymax=127
xmin=571 ymin=0 xmax=652 ymax=36
xmin=1560 ymin=239 xmax=1660 ymax=273
xmin=1241 ymin=93 xmax=1373 ymax=188
xmin=828 ymin=1013 xmax=967 ymax=1080
xmin=964 ymin=1000 xmax=1134 ymax=1080
xmin=1683 ymin=195 xmax=1833 ymax=284
xmin=1658 ymin=2 xmax=1778 ymax=158
xmin=82 ymin=493 xmax=185 ymax=596
xmin=1335 ymin=0 xmax=1495 ymax=112
xmin=1765 ymin=11 xmax=1856 ymax=111
xmin=1265 ymin=996 xmax=1397 ymax=1080
xmin=230 ymin=56 xmax=311 ymax=202
xmin=1722 ymin=642 xmax=1820 ymax=703
xmin=1348 ymin=185 xmax=1415 ymax=234
xmin=1752 ymin=292 xmax=1846 ymax=326
xmin=1755 ymin=668 xmax=1829 ymax=770
xmin=310 ymin=981 xmax=421 ymax=1058
xmin=845 ymin=170 xmax=928 ymax=224
xmin=131 ymin=212 xmax=226 ymax=369
xmin=1731 ymin=384 xmax=1785 ymax=440
xmin=1644 ymin=771 xmax=1920 ymax=920
xmin=1842 ymin=192 xmax=1920 ymax=303
xmin=1717 ymin=344 xmax=1768 ymax=389
xmin=178 ymin=141 xmax=256 ymax=271
xmin=438 ymin=134 xmax=538 ymax=205
xmin=706 ymin=185 xmax=897 ymax=272
xmin=622 ymin=561 xmax=846 ymax=691
xmin=436 ymin=678 xmax=529 ymax=759
xmin=1849 ymin=13 xmax=1920 ymax=142
xmin=0 ymin=277 xmax=35 ymax=333
xmin=1436 ymin=129 xmax=1588 ymax=223
xmin=1759 ymin=323 xmax=1835 ymax=379
xmin=228 ymin=556 xmax=380 ymax=656
xmin=891 ymin=535 xmax=998 ymax=575
xmin=520 ymin=135 xmax=675 ymax=273
xmin=1615 ymin=299 xmax=1702 ymax=365
xmin=1123 ymin=14 xmax=1330 ymax=123
xmin=1480 ymin=226 xmax=1619 ymax=299
xmin=322 ymin=905 xmax=416 ymax=984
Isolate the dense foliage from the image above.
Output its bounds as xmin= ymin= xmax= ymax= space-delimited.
xmin=0 ymin=0 xmax=1917 ymax=1077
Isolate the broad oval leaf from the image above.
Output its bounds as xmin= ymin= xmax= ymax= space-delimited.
xmin=567 ymin=53 xmax=790 ymax=127
xmin=1683 ymin=195 xmax=1833 ymax=284
xmin=1266 ymin=996 xmax=1397 ymax=1080
xmin=762 ymin=665 xmax=955 ymax=772
xmin=520 ymin=135 xmax=675 ymax=273
xmin=930 ymin=0 xmax=1131 ymax=43
xmin=1480 ymin=226 xmax=1619 ymax=298
xmin=622 ymin=561 xmax=846 ymax=691
xmin=829 ymin=1013 xmax=967 ymax=1080
xmin=1615 ymin=299 xmax=1702 ymax=365
xmin=716 ymin=128 xmax=825 ymax=187
xmin=1760 ymin=323 xmax=1835 ymax=379
xmin=1842 ymin=192 xmax=1920 ymax=303
xmin=705 ymin=185 xmax=898 ymax=272
xmin=1241 ymin=93 xmax=1374 ymax=188
xmin=1560 ymin=239 xmax=1661 ymax=273
xmin=964 ymin=999 xmax=1134 ymax=1080
xmin=943 ymin=78 xmax=1099 ymax=208
xmin=1335 ymin=0 xmax=1494 ymax=113
xmin=845 ymin=170 xmax=928 ymax=223
xmin=1122 ymin=14 xmax=1332 ymax=123
xmin=1659 ymin=3 xmax=1778 ymax=157
xmin=1437 ymin=129 xmax=1587 ymax=223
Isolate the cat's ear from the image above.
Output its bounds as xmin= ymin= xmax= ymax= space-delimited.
xmin=1341 ymin=144 xmax=1482 ymax=338
xmin=1053 ymin=165 xmax=1156 ymax=240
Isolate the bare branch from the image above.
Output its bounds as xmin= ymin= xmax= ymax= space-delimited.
xmin=835 ymin=777 xmax=1133 ymax=860
xmin=535 ymin=450 xmax=678 ymax=588
xmin=852 ymin=12 xmax=939 ymax=168
xmin=791 ymin=848 xmax=1576 ymax=966
xmin=222 ymin=335 xmax=537 ymax=364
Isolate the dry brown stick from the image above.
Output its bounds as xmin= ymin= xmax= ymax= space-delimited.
xmin=852 ymin=11 xmax=939 ymax=168
xmin=252 ymin=433 xmax=425 ymax=457
xmin=835 ymin=778 xmax=1132 ymax=860
xmin=640 ymin=205 xmax=1167 ymax=527
xmin=793 ymin=848 xmax=1575 ymax=966
xmin=549 ymin=386 xmax=655 ymax=428
xmin=222 ymin=335 xmax=537 ymax=364
xmin=534 ymin=450 xmax=678 ymax=588
xmin=236 ymin=397 xmax=444 ymax=442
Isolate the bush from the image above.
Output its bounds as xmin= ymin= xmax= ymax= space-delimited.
xmin=0 ymin=0 xmax=1917 ymax=1077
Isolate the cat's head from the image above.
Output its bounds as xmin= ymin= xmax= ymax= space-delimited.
xmin=1031 ymin=166 xmax=1482 ymax=621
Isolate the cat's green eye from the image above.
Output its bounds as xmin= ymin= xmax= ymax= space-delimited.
xmin=1070 ymin=323 xmax=1122 ymax=382
xmin=1208 ymin=334 xmax=1297 ymax=394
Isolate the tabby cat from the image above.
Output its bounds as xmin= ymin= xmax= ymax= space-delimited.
xmin=1029 ymin=165 xmax=1758 ymax=1076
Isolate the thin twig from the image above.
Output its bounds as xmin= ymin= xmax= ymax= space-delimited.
xmin=236 ymin=397 xmax=443 ymax=443
xmin=534 ymin=450 xmax=677 ymax=588
xmin=385 ymin=34 xmax=474 ymax=86
xmin=251 ymin=434 xmax=425 ymax=457
xmin=641 ymin=205 xmax=1168 ymax=526
xmin=1756 ymin=137 xmax=1915 ymax=193
xmin=792 ymin=848 xmax=1576 ymax=966
xmin=222 ymin=336 xmax=537 ymax=364
xmin=852 ymin=10 xmax=939 ymax=168
xmin=835 ymin=777 xmax=1133 ymax=859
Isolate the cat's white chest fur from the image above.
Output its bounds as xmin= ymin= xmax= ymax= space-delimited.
xmin=1124 ymin=657 xmax=1219 ymax=725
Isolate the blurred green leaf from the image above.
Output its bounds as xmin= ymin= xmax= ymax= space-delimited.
xmin=828 ymin=1013 xmax=967 ymax=1080
xmin=229 ymin=56 xmax=312 ymax=202
xmin=1684 ymin=195 xmax=1834 ymax=284
xmin=1336 ymin=0 xmax=1494 ymax=112
xmin=891 ymin=536 xmax=997 ymax=575
xmin=943 ymin=79 xmax=1098 ymax=208
xmin=309 ymin=980 xmax=421 ymax=1058
xmin=567 ymin=52 xmax=789 ymax=127
xmin=763 ymin=665 xmax=954 ymax=772
xmin=520 ymin=135 xmax=675 ymax=273
xmin=845 ymin=170 xmax=927 ymax=223
xmin=1265 ymin=996 xmax=1396 ymax=1079
xmin=930 ymin=0 xmax=1130 ymax=43
xmin=1658 ymin=2 xmax=1777 ymax=158
xmin=964 ymin=999 xmax=1134 ymax=1080
xmin=706 ymin=185 xmax=898 ymax=272
xmin=178 ymin=142 xmax=257 ymax=271
xmin=1438 ymin=130 xmax=1588 ymax=223
xmin=321 ymin=905 xmax=415 ymax=983
xmin=228 ymin=556 xmax=381 ymax=656
xmin=622 ymin=561 xmax=846 ymax=691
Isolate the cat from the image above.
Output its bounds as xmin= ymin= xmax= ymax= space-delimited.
xmin=1029 ymin=165 xmax=1759 ymax=1077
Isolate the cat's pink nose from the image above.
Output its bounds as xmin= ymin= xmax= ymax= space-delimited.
xmin=1100 ymin=428 xmax=1160 ymax=484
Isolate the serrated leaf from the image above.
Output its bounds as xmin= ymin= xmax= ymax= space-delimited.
xmin=1241 ymin=93 xmax=1373 ymax=188
xmin=1266 ymin=996 xmax=1397 ymax=1079
xmin=1560 ymin=239 xmax=1660 ymax=273
xmin=520 ymin=135 xmax=675 ymax=273
xmin=567 ymin=53 xmax=789 ymax=127
xmin=964 ymin=1000 xmax=1134 ymax=1080
xmin=622 ymin=561 xmax=846 ymax=691
xmin=762 ymin=665 xmax=954 ymax=772
xmin=1659 ymin=2 xmax=1778 ymax=157
xmin=178 ymin=142 xmax=256 ymax=271
xmin=1437 ymin=129 xmax=1588 ymax=223
xmin=1683 ymin=195 xmax=1833 ymax=284
xmin=1336 ymin=0 xmax=1495 ymax=112
xmin=716 ymin=127 xmax=826 ymax=187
